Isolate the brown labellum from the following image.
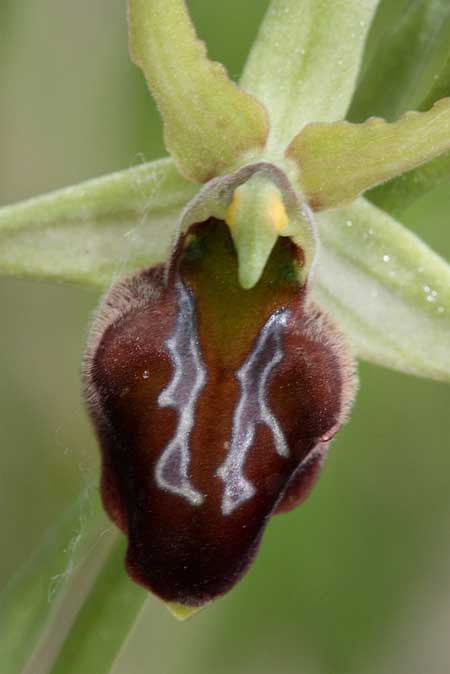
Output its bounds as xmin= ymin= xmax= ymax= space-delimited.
xmin=84 ymin=218 xmax=356 ymax=608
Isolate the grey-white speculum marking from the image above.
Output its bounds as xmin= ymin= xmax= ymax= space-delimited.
xmin=155 ymin=281 xmax=291 ymax=514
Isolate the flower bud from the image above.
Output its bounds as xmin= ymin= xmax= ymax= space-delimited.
xmin=84 ymin=217 xmax=355 ymax=609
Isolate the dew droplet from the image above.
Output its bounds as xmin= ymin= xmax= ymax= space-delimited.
xmin=383 ymin=255 xmax=390 ymax=263
xmin=423 ymin=285 xmax=431 ymax=293
xmin=437 ymin=306 xmax=445 ymax=314
xmin=142 ymin=370 xmax=150 ymax=380
xmin=346 ymin=219 xmax=353 ymax=227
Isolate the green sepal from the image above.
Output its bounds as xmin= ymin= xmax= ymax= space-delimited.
xmin=241 ymin=0 xmax=379 ymax=152
xmin=314 ymin=198 xmax=450 ymax=381
xmin=0 ymin=158 xmax=197 ymax=287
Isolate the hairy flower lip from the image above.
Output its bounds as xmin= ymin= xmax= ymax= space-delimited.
xmin=84 ymin=217 xmax=357 ymax=608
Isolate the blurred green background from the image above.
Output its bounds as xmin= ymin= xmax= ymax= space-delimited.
xmin=1 ymin=1 xmax=450 ymax=673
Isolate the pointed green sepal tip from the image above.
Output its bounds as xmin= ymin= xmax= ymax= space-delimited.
xmin=165 ymin=601 xmax=205 ymax=621
xmin=226 ymin=174 xmax=288 ymax=289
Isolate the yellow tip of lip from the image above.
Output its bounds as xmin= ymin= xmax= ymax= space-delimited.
xmin=165 ymin=601 xmax=204 ymax=621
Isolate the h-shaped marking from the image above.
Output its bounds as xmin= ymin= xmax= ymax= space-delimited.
xmin=216 ymin=309 xmax=290 ymax=515
xmin=155 ymin=281 xmax=206 ymax=506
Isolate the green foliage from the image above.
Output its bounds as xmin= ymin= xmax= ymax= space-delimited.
xmin=350 ymin=0 xmax=450 ymax=213
xmin=50 ymin=539 xmax=147 ymax=674
xmin=0 ymin=491 xmax=110 ymax=674
xmin=351 ymin=0 xmax=450 ymax=121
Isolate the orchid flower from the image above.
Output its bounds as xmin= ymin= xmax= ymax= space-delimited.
xmin=1 ymin=0 xmax=450 ymax=671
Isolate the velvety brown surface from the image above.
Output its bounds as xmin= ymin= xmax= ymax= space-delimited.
xmin=86 ymin=220 xmax=352 ymax=606
xmin=275 ymin=445 xmax=327 ymax=514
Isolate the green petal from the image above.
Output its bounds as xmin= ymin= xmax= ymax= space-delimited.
xmin=49 ymin=538 xmax=147 ymax=674
xmin=128 ymin=0 xmax=268 ymax=183
xmin=288 ymin=98 xmax=450 ymax=210
xmin=0 ymin=158 xmax=197 ymax=287
xmin=0 ymin=488 xmax=110 ymax=674
xmin=240 ymin=0 xmax=379 ymax=153
xmin=313 ymin=198 xmax=450 ymax=380
xmin=368 ymin=151 xmax=450 ymax=216
xmin=350 ymin=1 xmax=450 ymax=122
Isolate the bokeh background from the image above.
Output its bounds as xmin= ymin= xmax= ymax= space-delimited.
xmin=1 ymin=1 xmax=450 ymax=673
